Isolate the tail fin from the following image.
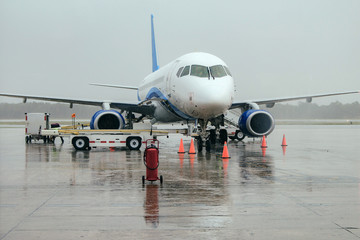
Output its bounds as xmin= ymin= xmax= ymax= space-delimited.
xmin=151 ymin=14 xmax=159 ymax=72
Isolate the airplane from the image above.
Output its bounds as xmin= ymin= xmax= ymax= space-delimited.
xmin=1 ymin=15 xmax=358 ymax=152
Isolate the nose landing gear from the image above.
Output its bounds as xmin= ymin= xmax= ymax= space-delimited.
xmin=196 ymin=118 xmax=228 ymax=153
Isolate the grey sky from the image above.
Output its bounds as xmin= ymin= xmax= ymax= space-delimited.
xmin=0 ymin=0 xmax=359 ymax=105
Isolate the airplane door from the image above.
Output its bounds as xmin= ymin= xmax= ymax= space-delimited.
xmin=166 ymin=60 xmax=180 ymax=97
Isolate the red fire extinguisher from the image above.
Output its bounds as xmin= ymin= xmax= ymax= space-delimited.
xmin=142 ymin=139 xmax=163 ymax=184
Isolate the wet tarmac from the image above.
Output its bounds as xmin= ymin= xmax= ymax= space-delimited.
xmin=0 ymin=125 xmax=360 ymax=239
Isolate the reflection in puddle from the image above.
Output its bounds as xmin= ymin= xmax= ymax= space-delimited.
xmin=21 ymin=138 xmax=277 ymax=230
xmin=237 ymin=143 xmax=274 ymax=182
xmin=282 ymin=145 xmax=287 ymax=156
xmin=144 ymin=184 xmax=159 ymax=228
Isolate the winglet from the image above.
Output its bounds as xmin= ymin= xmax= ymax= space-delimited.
xmin=151 ymin=14 xmax=159 ymax=72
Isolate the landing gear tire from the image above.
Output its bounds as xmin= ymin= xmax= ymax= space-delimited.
xmin=126 ymin=137 xmax=142 ymax=150
xmin=206 ymin=140 xmax=211 ymax=152
xmin=235 ymin=130 xmax=245 ymax=141
xmin=209 ymin=129 xmax=216 ymax=144
xmin=160 ymin=175 xmax=163 ymax=184
xmin=197 ymin=137 xmax=203 ymax=153
xmin=72 ymin=137 xmax=89 ymax=150
xmin=219 ymin=129 xmax=228 ymax=144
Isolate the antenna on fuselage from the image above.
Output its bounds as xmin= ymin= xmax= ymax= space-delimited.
xmin=151 ymin=14 xmax=159 ymax=72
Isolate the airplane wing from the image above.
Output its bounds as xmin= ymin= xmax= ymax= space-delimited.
xmin=89 ymin=83 xmax=138 ymax=90
xmin=0 ymin=93 xmax=155 ymax=116
xmin=230 ymin=90 xmax=359 ymax=109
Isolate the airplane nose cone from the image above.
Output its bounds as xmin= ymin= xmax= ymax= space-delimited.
xmin=194 ymin=85 xmax=233 ymax=118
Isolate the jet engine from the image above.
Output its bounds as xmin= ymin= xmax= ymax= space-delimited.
xmin=90 ymin=110 xmax=125 ymax=129
xmin=238 ymin=110 xmax=275 ymax=137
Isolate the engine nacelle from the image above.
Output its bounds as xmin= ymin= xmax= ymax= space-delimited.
xmin=238 ymin=110 xmax=275 ymax=137
xmin=90 ymin=110 xmax=125 ymax=129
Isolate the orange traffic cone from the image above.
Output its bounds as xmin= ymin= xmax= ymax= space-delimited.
xmin=222 ymin=141 xmax=230 ymax=158
xmin=178 ymin=138 xmax=185 ymax=153
xmin=189 ymin=139 xmax=196 ymax=154
xmin=261 ymin=135 xmax=268 ymax=148
xmin=281 ymin=134 xmax=288 ymax=146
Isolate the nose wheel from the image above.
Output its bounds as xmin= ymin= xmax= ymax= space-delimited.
xmin=196 ymin=119 xmax=229 ymax=153
xmin=206 ymin=139 xmax=211 ymax=152
xmin=196 ymin=137 xmax=212 ymax=153
xmin=196 ymin=119 xmax=210 ymax=153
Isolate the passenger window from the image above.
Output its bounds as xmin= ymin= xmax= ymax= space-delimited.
xmin=210 ymin=65 xmax=227 ymax=78
xmin=176 ymin=67 xmax=184 ymax=77
xmin=180 ymin=66 xmax=190 ymax=77
xmin=190 ymin=65 xmax=209 ymax=78
xmin=224 ymin=66 xmax=232 ymax=77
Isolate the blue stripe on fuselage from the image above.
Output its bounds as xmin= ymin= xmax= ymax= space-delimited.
xmin=145 ymin=87 xmax=166 ymax=100
xmin=144 ymin=87 xmax=194 ymax=120
xmin=137 ymin=90 xmax=141 ymax=101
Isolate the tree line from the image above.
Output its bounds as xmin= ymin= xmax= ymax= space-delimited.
xmin=265 ymin=101 xmax=360 ymax=119
xmin=0 ymin=101 xmax=359 ymax=119
xmin=0 ymin=102 xmax=99 ymax=119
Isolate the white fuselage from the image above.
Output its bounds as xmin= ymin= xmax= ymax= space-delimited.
xmin=138 ymin=52 xmax=234 ymax=122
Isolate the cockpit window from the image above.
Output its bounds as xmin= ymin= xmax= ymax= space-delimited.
xmin=210 ymin=65 xmax=227 ymax=78
xmin=180 ymin=65 xmax=190 ymax=77
xmin=176 ymin=67 xmax=184 ymax=77
xmin=190 ymin=65 xmax=209 ymax=78
xmin=224 ymin=66 xmax=232 ymax=77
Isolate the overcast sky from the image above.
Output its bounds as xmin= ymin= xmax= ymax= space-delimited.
xmin=0 ymin=0 xmax=359 ymax=105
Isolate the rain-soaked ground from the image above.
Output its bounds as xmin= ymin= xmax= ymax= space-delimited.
xmin=0 ymin=124 xmax=360 ymax=240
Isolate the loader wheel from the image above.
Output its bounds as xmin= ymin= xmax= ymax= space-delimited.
xmin=235 ymin=130 xmax=245 ymax=141
xmin=126 ymin=137 xmax=142 ymax=150
xmin=72 ymin=137 xmax=89 ymax=150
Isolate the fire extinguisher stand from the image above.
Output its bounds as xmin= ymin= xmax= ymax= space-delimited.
xmin=142 ymin=139 xmax=163 ymax=185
